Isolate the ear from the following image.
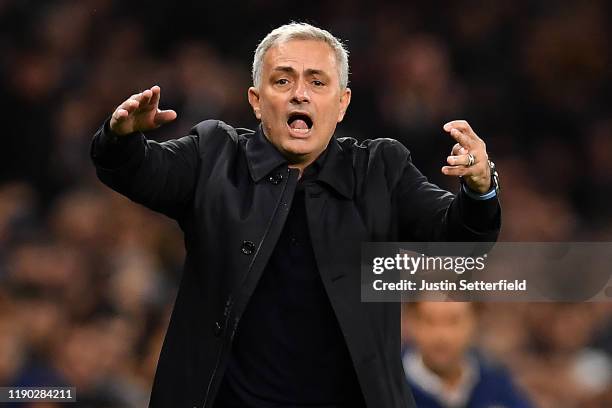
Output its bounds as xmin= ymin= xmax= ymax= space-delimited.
xmin=337 ymin=87 xmax=352 ymax=123
xmin=248 ymin=87 xmax=261 ymax=120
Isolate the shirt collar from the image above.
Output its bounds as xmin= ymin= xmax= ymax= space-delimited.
xmin=245 ymin=124 xmax=354 ymax=199
xmin=403 ymin=350 xmax=480 ymax=408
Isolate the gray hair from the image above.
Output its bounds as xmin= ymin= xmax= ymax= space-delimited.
xmin=252 ymin=22 xmax=349 ymax=90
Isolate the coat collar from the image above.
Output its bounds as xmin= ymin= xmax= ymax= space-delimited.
xmin=245 ymin=124 xmax=287 ymax=182
xmin=245 ymin=124 xmax=354 ymax=199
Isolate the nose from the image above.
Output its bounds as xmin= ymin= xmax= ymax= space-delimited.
xmin=290 ymin=79 xmax=310 ymax=104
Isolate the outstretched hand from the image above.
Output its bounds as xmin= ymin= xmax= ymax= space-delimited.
xmin=441 ymin=120 xmax=492 ymax=194
xmin=110 ymin=85 xmax=177 ymax=136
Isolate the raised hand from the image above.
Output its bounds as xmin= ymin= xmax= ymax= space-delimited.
xmin=110 ymin=85 xmax=177 ymax=136
xmin=441 ymin=120 xmax=492 ymax=194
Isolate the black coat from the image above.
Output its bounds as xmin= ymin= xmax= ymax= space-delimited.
xmin=90 ymin=119 xmax=501 ymax=408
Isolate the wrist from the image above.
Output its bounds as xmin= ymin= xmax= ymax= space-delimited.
xmin=461 ymin=159 xmax=500 ymax=200
xmin=462 ymin=182 xmax=497 ymax=200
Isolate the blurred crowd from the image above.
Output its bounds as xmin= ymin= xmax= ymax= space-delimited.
xmin=0 ymin=1 xmax=610 ymax=407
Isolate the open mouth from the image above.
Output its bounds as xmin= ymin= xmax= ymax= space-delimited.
xmin=287 ymin=112 xmax=313 ymax=135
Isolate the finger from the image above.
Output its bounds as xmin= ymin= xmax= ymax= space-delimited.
xmin=149 ymin=85 xmax=161 ymax=108
xmin=441 ymin=165 xmax=485 ymax=177
xmin=443 ymin=120 xmax=473 ymax=134
xmin=120 ymin=98 xmax=140 ymax=113
xmin=450 ymin=143 xmax=468 ymax=156
xmin=140 ymin=89 xmax=153 ymax=107
xmin=451 ymin=143 xmax=460 ymax=155
xmin=441 ymin=165 xmax=470 ymax=177
xmin=447 ymin=154 xmax=473 ymax=167
xmin=446 ymin=127 xmax=475 ymax=149
xmin=113 ymin=108 xmax=129 ymax=122
xmin=128 ymin=91 xmax=151 ymax=109
xmin=153 ymin=109 xmax=177 ymax=125
xmin=443 ymin=120 xmax=483 ymax=144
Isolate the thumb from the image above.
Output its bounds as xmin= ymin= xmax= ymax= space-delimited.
xmin=154 ymin=109 xmax=177 ymax=126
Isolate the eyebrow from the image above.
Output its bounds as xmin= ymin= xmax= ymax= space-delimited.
xmin=273 ymin=66 xmax=328 ymax=77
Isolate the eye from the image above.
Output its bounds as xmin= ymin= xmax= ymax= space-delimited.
xmin=275 ymin=78 xmax=289 ymax=85
xmin=312 ymin=80 xmax=325 ymax=87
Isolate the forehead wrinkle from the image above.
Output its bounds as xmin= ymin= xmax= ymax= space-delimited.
xmin=272 ymin=65 xmax=328 ymax=77
xmin=266 ymin=43 xmax=336 ymax=77
xmin=304 ymin=68 xmax=328 ymax=78
xmin=272 ymin=65 xmax=297 ymax=74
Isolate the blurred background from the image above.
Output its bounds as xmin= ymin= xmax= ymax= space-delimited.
xmin=0 ymin=0 xmax=611 ymax=407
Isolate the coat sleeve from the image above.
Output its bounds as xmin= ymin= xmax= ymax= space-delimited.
xmin=388 ymin=140 xmax=501 ymax=242
xmin=90 ymin=118 xmax=201 ymax=219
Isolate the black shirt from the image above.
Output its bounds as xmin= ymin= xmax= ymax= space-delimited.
xmin=214 ymin=151 xmax=366 ymax=408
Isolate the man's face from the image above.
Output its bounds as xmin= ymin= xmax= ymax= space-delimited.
xmin=409 ymin=302 xmax=476 ymax=375
xmin=248 ymin=39 xmax=351 ymax=166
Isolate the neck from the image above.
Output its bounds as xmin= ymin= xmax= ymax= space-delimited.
xmin=424 ymin=358 xmax=465 ymax=390
xmin=285 ymin=147 xmax=325 ymax=178
xmin=288 ymin=160 xmax=312 ymax=179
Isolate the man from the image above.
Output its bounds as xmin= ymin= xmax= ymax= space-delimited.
xmin=402 ymin=302 xmax=532 ymax=408
xmin=90 ymin=23 xmax=500 ymax=408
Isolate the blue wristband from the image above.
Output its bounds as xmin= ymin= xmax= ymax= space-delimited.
xmin=462 ymin=182 xmax=497 ymax=200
